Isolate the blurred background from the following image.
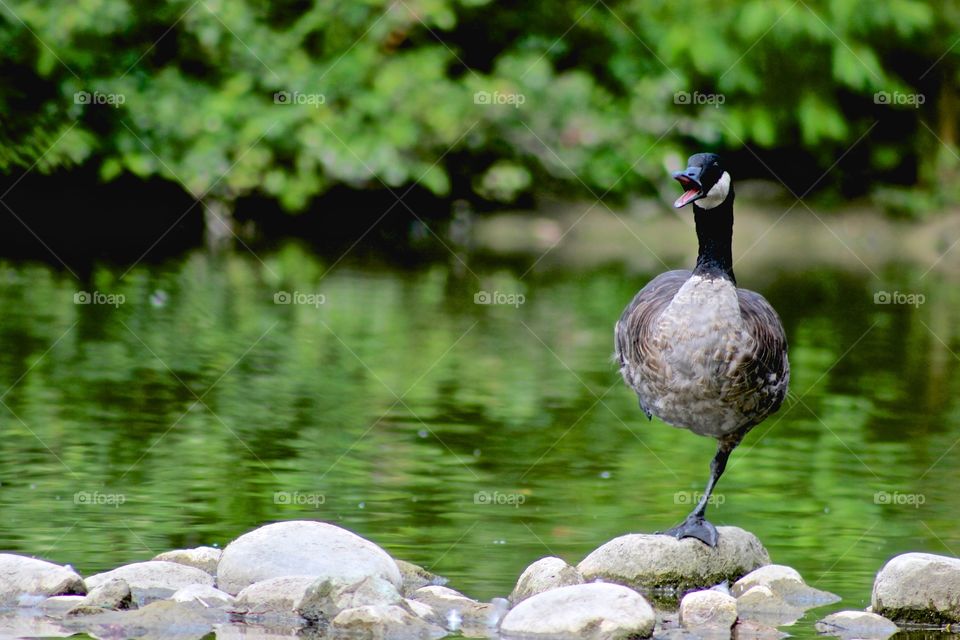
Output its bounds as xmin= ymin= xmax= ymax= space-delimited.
xmin=1 ymin=1 xmax=959 ymax=638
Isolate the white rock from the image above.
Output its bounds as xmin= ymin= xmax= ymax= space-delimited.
xmin=736 ymin=585 xmax=804 ymax=627
xmin=871 ymin=552 xmax=960 ymax=624
xmin=216 ymin=521 xmax=401 ymax=595
xmin=499 ymin=583 xmax=655 ymax=639
xmin=331 ymin=603 xmax=446 ymax=638
xmin=733 ymin=564 xmax=839 ymax=608
xmin=408 ymin=585 xmax=493 ymax=631
xmin=0 ymin=554 xmax=86 ymax=604
xmin=152 ymin=546 xmax=221 ymax=575
xmin=679 ymin=589 xmax=738 ymax=629
xmin=171 ymin=583 xmax=235 ymax=608
xmin=578 ymin=527 xmax=769 ymax=592
xmin=233 ymin=575 xmax=315 ymax=618
xmin=39 ymin=595 xmax=86 ymax=616
xmin=816 ymin=610 xmax=899 ymax=639
xmin=84 ymin=561 xmax=213 ymax=605
xmin=66 ymin=578 xmax=132 ymax=614
xmin=510 ymin=556 xmax=584 ymax=603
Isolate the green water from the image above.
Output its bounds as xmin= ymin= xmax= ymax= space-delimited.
xmin=1 ymin=243 xmax=958 ymax=637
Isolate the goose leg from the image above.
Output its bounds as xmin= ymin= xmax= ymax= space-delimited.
xmin=660 ymin=438 xmax=736 ymax=547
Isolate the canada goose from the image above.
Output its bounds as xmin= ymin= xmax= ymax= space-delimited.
xmin=614 ymin=153 xmax=789 ymax=547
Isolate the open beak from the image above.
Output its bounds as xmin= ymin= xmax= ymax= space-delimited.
xmin=672 ymin=166 xmax=704 ymax=208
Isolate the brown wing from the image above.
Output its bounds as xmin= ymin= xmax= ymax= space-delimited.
xmin=614 ymin=270 xmax=690 ymax=415
xmin=730 ymin=288 xmax=790 ymax=423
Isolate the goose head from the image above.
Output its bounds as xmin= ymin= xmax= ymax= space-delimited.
xmin=672 ymin=153 xmax=731 ymax=210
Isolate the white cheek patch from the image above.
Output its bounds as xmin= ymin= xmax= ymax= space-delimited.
xmin=697 ymin=171 xmax=731 ymax=209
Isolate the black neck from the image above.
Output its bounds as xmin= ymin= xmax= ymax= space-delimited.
xmin=692 ymin=188 xmax=735 ymax=283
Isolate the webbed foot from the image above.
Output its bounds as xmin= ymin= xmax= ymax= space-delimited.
xmin=658 ymin=515 xmax=719 ymax=547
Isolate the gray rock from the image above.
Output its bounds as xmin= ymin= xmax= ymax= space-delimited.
xmin=217 ymin=521 xmax=402 ymax=595
xmin=296 ymin=575 xmax=403 ymax=623
xmin=0 ymin=610 xmax=73 ymax=638
xmin=816 ymin=610 xmax=899 ymax=639
xmin=85 ymin=560 xmax=213 ymax=605
xmin=395 ymin=559 xmax=447 ymax=595
xmin=39 ymin=595 xmax=86 ymax=616
xmin=66 ymin=577 xmax=132 ymax=615
xmin=578 ymin=527 xmax=770 ymax=593
xmin=0 ymin=554 xmax=86 ymax=604
xmin=60 ymin=599 xmax=228 ymax=640
xmin=331 ymin=603 xmax=447 ymax=639
xmin=871 ymin=552 xmax=960 ymax=624
xmin=510 ymin=556 xmax=584 ymax=603
xmin=735 ymin=585 xmax=804 ymax=627
xmin=732 ymin=564 xmax=839 ymax=608
xmin=233 ymin=575 xmax=315 ymax=621
xmin=171 ymin=583 xmax=236 ymax=608
xmin=679 ymin=589 xmax=738 ymax=630
xmin=499 ymin=582 xmax=655 ymax=639
xmin=408 ymin=585 xmax=495 ymax=633
xmin=153 ymin=546 xmax=221 ymax=575
xmin=733 ymin=618 xmax=789 ymax=639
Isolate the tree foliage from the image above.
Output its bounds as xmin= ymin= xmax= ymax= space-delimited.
xmin=1 ymin=0 xmax=958 ymax=211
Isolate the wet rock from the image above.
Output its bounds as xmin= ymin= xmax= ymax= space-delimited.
xmin=296 ymin=575 xmax=403 ymax=623
xmin=60 ymin=599 xmax=228 ymax=640
xmin=85 ymin=560 xmax=213 ymax=605
xmin=735 ymin=585 xmax=804 ymax=627
xmin=66 ymin=577 xmax=133 ymax=615
xmin=395 ymin=559 xmax=446 ymax=595
xmin=510 ymin=556 xmax=584 ymax=603
xmin=233 ymin=575 xmax=315 ymax=621
xmin=39 ymin=595 xmax=86 ymax=616
xmin=871 ymin=552 xmax=960 ymax=624
xmin=733 ymin=619 xmax=789 ymax=640
xmin=0 ymin=610 xmax=73 ymax=638
xmin=153 ymin=546 xmax=221 ymax=575
xmin=499 ymin=582 xmax=655 ymax=639
xmin=171 ymin=583 xmax=236 ymax=608
xmin=578 ymin=527 xmax=769 ymax=593
xmin=0 ymin=554 xmax=86 ymax=604
xmin=732 ymin=564 xmax=839 ymax=608
xmin=816 ymin=610 xmax=899 ymax=639
xmin=679 ymin=589 xmax=738 ymax=630
xmin=330 ymin=602 xmax=447 ymax=639
xmin=408 ymin=585 xmax=495 ymax=633
xmin=217 ymin=521 xmax=402 ymax=595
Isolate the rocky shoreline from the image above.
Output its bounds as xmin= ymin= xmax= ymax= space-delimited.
xmin=0 ymin=520 xmax=957 ymax=639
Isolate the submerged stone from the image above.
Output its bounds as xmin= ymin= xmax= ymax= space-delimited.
xmin=816 ymin=610 xmax=898 ymax=639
